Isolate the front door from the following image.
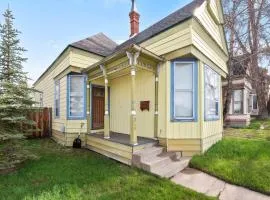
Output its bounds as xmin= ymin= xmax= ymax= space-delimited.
xmin=92 ymin=86 xmax=105 ymax=130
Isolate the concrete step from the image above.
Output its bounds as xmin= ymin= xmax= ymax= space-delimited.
xmin=132 ymin=146 xmax=165 ymax=166
xmin=132 ymin=145 xmax=191 ymax=178
xmin=141 ymin=155 xmax=171 ymax=171
xmin=140 ymin=151 xmax=178 ymax=170
xmin=134 ymin=146 xmax=164 ymax=157
xmin=151 ymin=157 xmax=191 ymax=178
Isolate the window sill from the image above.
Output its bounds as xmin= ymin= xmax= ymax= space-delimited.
xmin=171 ymin=118 xmax=197 ymax=122
xmin=205 ymin=118 xmax=220 ymax=122
xmin=67 ymin=117 xmax=87 ymax=120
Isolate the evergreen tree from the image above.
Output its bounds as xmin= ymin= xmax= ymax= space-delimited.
xmin=0 ymin=8 xmax=35 ymax=139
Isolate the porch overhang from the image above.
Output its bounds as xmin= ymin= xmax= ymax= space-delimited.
xmin=82 ymin=44 xmax=164 ymax=76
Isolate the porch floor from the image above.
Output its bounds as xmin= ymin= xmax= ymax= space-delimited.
xmin=89 ymin=132 xmax=157 ymax=147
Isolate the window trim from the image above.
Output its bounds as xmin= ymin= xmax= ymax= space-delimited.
xmin=54 ymin=80 xmax=60 ymax=118
xmin=232 ymin=89 xmax=244 ymax=114
xmin=67 ymin=74 xmax=87 ymax=120
xmin=170 ymin=59 xmax=198 ymax=122
xmin=252 ymin=94 xmax=258 ymax=110
xmin=204 ymin=65 xmax=221 ymax=121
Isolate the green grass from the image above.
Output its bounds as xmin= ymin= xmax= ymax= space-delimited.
xmin=190 ymin=130 xmax=270 ymax=195
xmin=0 ymin=139 xmax=214 ymax=200
xmin=247 ymin=119 xmax=270 ymax=130
xmin=224 ymin=128 xmax=270 ymax=141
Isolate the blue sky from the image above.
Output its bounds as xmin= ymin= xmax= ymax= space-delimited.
xmin=0 ymin=0 xmax=192 ymax=84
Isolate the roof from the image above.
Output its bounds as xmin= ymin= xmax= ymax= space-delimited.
xmin=113 ymin=0 xmax=205 ymax=53
xmin=34 ymin=0 xmax=205 ymax=86
xmin=70 ymin=32 xmax=118 ymax=57
xmin=33 ymin=33 xmax=117 ymax=86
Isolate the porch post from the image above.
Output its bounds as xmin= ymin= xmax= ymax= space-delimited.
xmin=87 ymin=80 xmax=91 ymax=133
xmin=100 ymin=65 xmax=110 ymax=139
xmin=127 ymin=51 xmax=140 ymax=145
xmin=154 ymin=63 xmax=161 ymax=138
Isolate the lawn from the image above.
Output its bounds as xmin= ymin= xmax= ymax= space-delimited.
xmin=247 ymin=119 xmax=270 ymax=130
xmin=0 ymin=139 xmax=214 ymax=200
xmin=190 ymin=128 xmax=270 ymax=195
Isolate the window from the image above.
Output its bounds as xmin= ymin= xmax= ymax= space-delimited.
xmin=67 ymin=75 xmax=86 ymax=119
xmin=55 ymin=81 xmax=60 ymax=118
xmin=233 ymin=90 xmax=243 ymax=114
xmin=171 ymin=60 xmax=197 ymax=121
xmin=253 ymin=95 xmax=258 ymax=110
xmin=248 ymin=94 xmax=252 ymax=113
xmin=204 ymin=65 xmax=220 ymax=120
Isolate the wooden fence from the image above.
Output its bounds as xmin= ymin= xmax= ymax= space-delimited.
xmin=28 ymin=107 xmax=52 ymax=138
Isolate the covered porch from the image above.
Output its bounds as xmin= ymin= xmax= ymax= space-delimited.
xmin=83 ymin=44 xmax=164 ymax=165
xmin=86 ymin=132 xmax=157 ymax=165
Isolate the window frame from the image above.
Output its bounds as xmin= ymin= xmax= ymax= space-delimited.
xmin=54 ymin=80 xmax=60 ymax=118
xmin=67 ymin=74 xmax=87 ymax=120
xmin=252 ymin=94 xmax=258 ymax=110
xmin=171 ymin=59 xmax=198 ymax=122
xmin=204 ymin=65 xmax=221 ymax=121
xmin=232 ymin=89 xmax=244 ymax=114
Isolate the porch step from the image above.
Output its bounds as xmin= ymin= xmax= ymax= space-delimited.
xmin=151 ymin=157 xmax=190 ymax=178
xmin=132 ymin=146 xmax=191 ymax=178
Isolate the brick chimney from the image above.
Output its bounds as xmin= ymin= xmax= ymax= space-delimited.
xmin=129 ymin=0 xmax=140 ymax=37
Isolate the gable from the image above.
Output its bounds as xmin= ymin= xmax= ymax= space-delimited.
xmin=194 ymin=0 xmax=228 ymax=55
xmin=207 ymin=0 xmax=224 ymax=24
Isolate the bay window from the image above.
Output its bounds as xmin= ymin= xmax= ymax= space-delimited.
xmin=67 ymin=75 xmax=86 ymax=119
xmin=171 ymin=60 xmax=197 ymax=121
xmin=204 ymin=65 xmax=220 ymax=120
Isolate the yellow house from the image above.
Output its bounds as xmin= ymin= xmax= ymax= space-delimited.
xmin=34 ymin=0 xmax=228 ymax=177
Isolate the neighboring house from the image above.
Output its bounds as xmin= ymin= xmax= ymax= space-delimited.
xmin=34 ymin=0 xmax=228 ymax=166
xmin=223 ymin=56 xmax=269 ymax=127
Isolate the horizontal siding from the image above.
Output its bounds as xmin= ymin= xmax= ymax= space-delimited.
xmin=34 ymin=47 xmax=102 ymax=135
xmin=70 ymin=48 xmax=103 ymax=69
xmin=208 ymin=0 xmax=223 ymax=23
xmin=141 ymin=20 xmax=192 ymax=56
xmin=195 ymin=3 xmax=223 ymax=49
xmin=86 ymin=135 xmax=133 ymax=165
xmin=191 ymin=19 xmax=228 ymax=74
xmin=201 ymin=133 xmax=222 ymax=152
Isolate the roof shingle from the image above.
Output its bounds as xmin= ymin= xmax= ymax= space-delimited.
xmin=114 ymin=0 xmax=205 ymax=53
xmin=70 ymin=32 xmax=118 ymax=57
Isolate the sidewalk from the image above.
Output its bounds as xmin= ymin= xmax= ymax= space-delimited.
xmin=171 ymin=168 xmax=270 ymax=200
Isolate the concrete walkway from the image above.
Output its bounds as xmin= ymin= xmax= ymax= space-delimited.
xmin=171 ymin=168 xmax=270 ymax=200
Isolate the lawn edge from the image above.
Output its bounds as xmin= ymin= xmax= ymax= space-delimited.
xmin=188 ymin=164 xmax=270 ymax=196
